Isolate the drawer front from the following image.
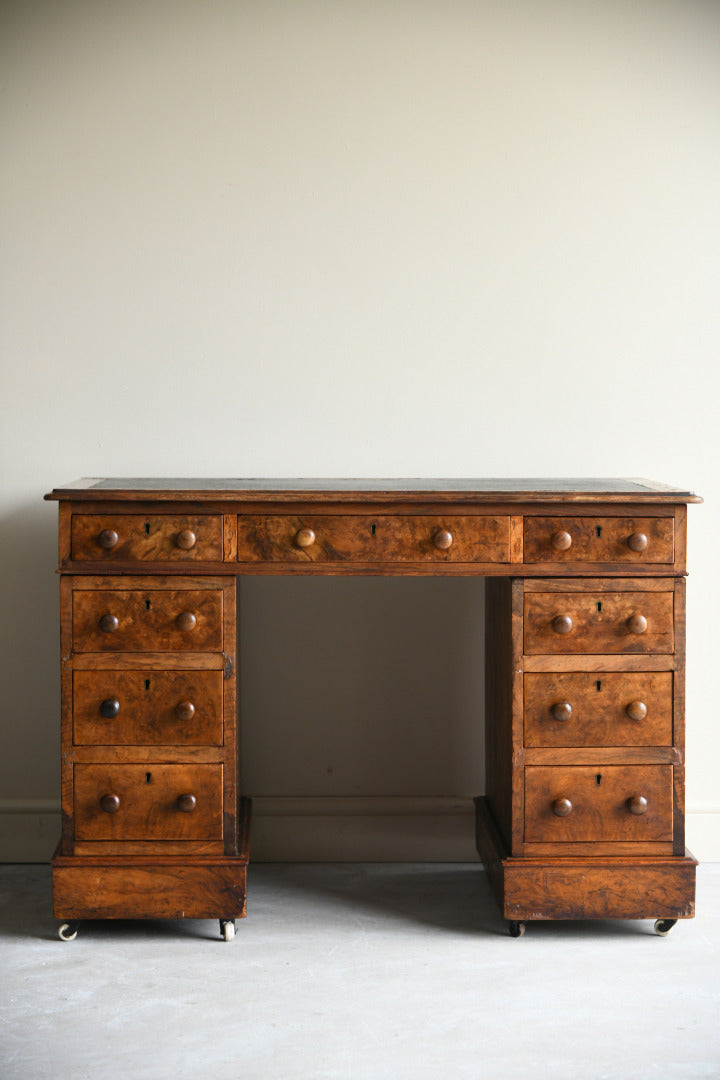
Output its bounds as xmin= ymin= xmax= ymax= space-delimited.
xmin=73 ymin=670 xmax=223 ymax=746
xmin=236 ymin=515 xmax=510 ymax=563
xmin=74 ymin=763 xmax=223 ymax=840
xmin=523 ymin=516 xmax=674 ymax=564
xmin=71 ymin=515 xmax=223 ymax=562
xmin=524 ymin=765 xmax=673 ymax=843
xmin=523 ymin=590 xmax=674 ymax=654
xmin=524 ymin=672 xmax=673 ymax=747
xmin=72 ymin=589 xmax=223 ymax=652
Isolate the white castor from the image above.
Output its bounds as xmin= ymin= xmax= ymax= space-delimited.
xmin=220 ymin=919 xmax=236 ymax=941
xmin=58 ymin=921 xmax=79 ymax=941
xmin=654 ymin=918 xmax=678 ymax=937
xmin=508 ymin=920 xmax=526 ymax=938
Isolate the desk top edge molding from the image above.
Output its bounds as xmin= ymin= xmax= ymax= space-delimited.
xmin=45 ymin=478 xmax=702 ymax=505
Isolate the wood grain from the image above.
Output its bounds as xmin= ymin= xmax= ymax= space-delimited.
xmin=524 ymin=764 xmax=673 ymax=843
xmin=74 ymin=763 xmax=223 ymax=840
xmin=523 ymin=671 xmax=673 ymax=747
xmin=523 ymin=589 xmax=674 ymax=655
xmin=236 ymin=514 xmax=511 ymax=563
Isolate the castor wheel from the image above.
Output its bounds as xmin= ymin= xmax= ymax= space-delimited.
xmin=654 ymin=918 xmax=678 ymax=937
xmin=220 ymin=919 xmax=236 ymax=941
xmin=58 ymin=921 xmax=80 ymax=941
xmin=508 ymin=920 xmax=526 ymax=938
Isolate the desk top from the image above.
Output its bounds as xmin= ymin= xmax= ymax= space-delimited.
xmin=46 ymin=478 xmax=701 ymax=504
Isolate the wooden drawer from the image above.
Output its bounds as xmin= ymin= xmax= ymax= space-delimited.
xmin=71 ymin=515 xmax=223 ymax=562
xmin=236 ymin=514 xmax=510 ymax=563
xmin=72 ymin=588 xmax=223 ymax=652
xmin=73 ymin=670 xmax=223 ymax=746
xmin=524 ymin=765 xmax=673 ymax=843
xmin=74 ymin=763 xmax=223 ymax=840
xmin=524 ymin=516 xmax=674 ymax=564
xmin=523 ymin=589 xmax=674 ymax=654
xmin=524 ymin=672 xmax=673 ymax=747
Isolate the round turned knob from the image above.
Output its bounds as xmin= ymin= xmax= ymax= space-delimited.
xmin=99 ymin=613 xmax=119 ymax=633
xmin=552 ymin=614 xmax=573 ymax=635
xmin=295 ymin=527 xmax=316 ymax=549
xmin=627 ymin=795 xmax=648 ymax=816
xmin=551 ymin=530 xmax=572 ymax=552
xmin=99 ymin=697 xmax=120 ymax=719
xmin=175 ymin=529 xmax=197 ymax=551
xmin=176 ymin=794 xmax=197 ymax=813
xmin=626 ymin=532 xmax=648 ymax=552
xmin=97 ymin=529 xmax=119 ymax=550
xmin=552 ymin=797 xmax=573 ymax=817
xmin=433 ymin=528 xmax=453 ymax=551
xmin=176 ymin=611 xmax=197 ymax=632
xmin=625 ymin=700 xmax=648 ymax=722
xmin=100 ymin=794 xmax=120 ymax=814
xmin=175 ymin=701 xmax=196 ymax=722
xmin=626 ymin=613 xmax=648 ymax=635
xmin=550 ymin=702 xmax=573 ymax=723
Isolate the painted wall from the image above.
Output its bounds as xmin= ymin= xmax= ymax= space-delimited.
xmin=2 ymin=0 xmax=718 ymax=860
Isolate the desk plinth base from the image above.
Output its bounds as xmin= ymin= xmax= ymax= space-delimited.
xmin=475 ymin=796 xmax=696 ymax=924
xmin=52 ymin=798 xmax=251 ymax=924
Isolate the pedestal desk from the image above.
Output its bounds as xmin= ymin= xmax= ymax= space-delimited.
xmin=46 ymin=478 xmax=701 ymax=940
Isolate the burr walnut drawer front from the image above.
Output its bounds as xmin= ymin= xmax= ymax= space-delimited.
xmin=524 ymin=765 xmax=673 ymax=843
xmin=73 ymin=670 xmax=224 ymax=746
xmin=236 ymin=514 xmax=510 ymax=563
xmin=71 ymin=515 xmax=223 ymax=562
xmin=72 ymin=588 xmax=223 ymax=652
xmin=523 ymin=589 xmax=674 ymax=654
xmin=74 ymin=763 xmax=223 ymax=841
xmin=524 ymin=672 xmax=673 ymax=747
xmin=523 ymin=517 xmax=674 ymax=564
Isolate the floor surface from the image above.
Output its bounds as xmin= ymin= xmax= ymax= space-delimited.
xmin=1 ymin=862 xmax=718 ymax=1080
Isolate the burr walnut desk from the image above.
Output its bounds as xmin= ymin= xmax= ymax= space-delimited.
xmin=45 ymin=478 xmax=700 ymax=940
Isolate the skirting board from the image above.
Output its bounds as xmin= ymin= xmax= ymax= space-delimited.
xmin=2 ymin=797 xmax=719 ymax=863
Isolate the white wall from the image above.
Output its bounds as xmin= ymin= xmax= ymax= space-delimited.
xmin=1 ymin=0 xmax=718 ymax=861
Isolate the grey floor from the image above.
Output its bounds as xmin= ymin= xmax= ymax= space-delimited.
xmin=1 ymin=863 xmax=719 ymax=1080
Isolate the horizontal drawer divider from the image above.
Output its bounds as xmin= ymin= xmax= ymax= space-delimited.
xmin=66 ymin=652 xmax=230 ymax=671
xmin=71 ymin=746 xmax=226 ymax=763
xmin=522 ymin=747 xmax=681 ymax=766
xmin=521 ymin=655 xmax=677 ymax=672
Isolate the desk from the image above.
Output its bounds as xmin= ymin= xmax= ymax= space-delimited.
xmin=46 ymin=479 xmax=700 ymax=939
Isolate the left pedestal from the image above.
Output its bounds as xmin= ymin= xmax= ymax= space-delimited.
xmin=54 ymin=568 xmax=244 ymax=937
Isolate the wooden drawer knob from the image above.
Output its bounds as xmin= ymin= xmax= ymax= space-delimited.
xmin=551 ymin=530 xmax=572 ymax=551
xmin=176 ymin=794 xmax=197 ymax=812
xmin=295 ymin=527 xmax=316 ymax=549
xmin=552 ymin=797 xmax=573 ymax=817
xmin=175 ymin=529 xmax=197 ymax=550
xmin=99 ymin=613 xmax=119 ymax=633
xmin=550 ymin=702 xmax=572 ymax=722
xmin=176 ymin=611 xmax=197 ymax=632
xmin=100 ymin=794 xmax=120 ymax=813
xmin=625 ymin=700 xmax=648 ymax=722
xmin=433 ymin=529 xmax=453 ymax=551
xmin=175 ymin=701 xmax=196 ymax=722
xmin=99 ymin=697 xmax=120 ymax=719
xmin=552 ymin=614 xmax=573 ymax=635
xmin=97 ymin=529 xmax=119 ymax=550
xmin=627 ymin=795 xmax=648 ymax=815
xmin=626 ymin=532 xmax=648 ymax=552
xmin=626 ymin=613 xmax=648 ymax=634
